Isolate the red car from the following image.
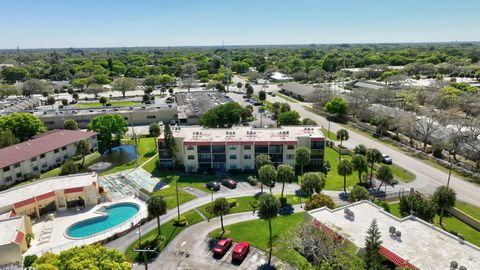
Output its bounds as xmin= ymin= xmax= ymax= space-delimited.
xmin=212 ymin=238 xmax=233 ymax=255
xmin=232 ymin=242 xmax=250 ymax=261
xmin=221 ymin=178 xmax=237 ymax=189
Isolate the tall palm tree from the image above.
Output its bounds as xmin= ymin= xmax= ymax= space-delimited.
xmin=255 ymin=154 xmax=271 ymax=193
xmin=295 ymin=147 xmax=311 ymax=175
xmin=376 ymin=165 xmax=393 ymax=192
xmin=276 ymin=164 xmax=295 ymax=198
xmin=354 ymin=144 xmax=367 ymax=156
xmin=337 ymin=160 xmax=353 ymax=195
xmin=258 ymin=193 xmax=280 ymax=266
xmin=432 ymin=186 xmax=456 ymax=225
xmin=258 ymin=164 xmax=277 ymax=193
xmin=213 ymin=197 xmax=230 ymax=233
xmin=336 ymin=129 xmax=349 ymax=160
xmin=300 ymin=172 xmax=324 ymax=201
xmin=366 ymin=148 xmax=383 ymax=187
xmin=147 ymin=195 xmax=167 ymax=237
xmin=352 ymin=154 xmax=368 ymax=184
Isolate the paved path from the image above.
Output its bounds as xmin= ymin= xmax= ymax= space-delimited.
xmin=228 ymin=77 xmax=480 ymax=207
xmin=133 ymin=205 xmax=304 ymax=270
xmin=104 ymin=183 xmax=342 ymax=253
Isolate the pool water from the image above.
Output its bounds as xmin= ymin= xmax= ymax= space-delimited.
xmin=66 ymin=202 xmax=139 ymax=238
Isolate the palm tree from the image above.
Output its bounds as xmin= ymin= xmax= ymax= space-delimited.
xmin=276 ymin=164 xmax=295 ymax=198
xmin=354 ymin=144 xmax=367 ymax=156
xmin=147 ymin=195 xmax=167 ymax=237
xmin=366 ymin=148 xmax=383 ymax=187
xmin=213 ymin=197 xmax=230 ymax=233
xmin=337 ymin=160 xmax=353 ymax=195
xmin=255 ymin=154 xmax=271 ymax=193
xmin=300 ymin=172 xmax=324 ymax=201
xmin=432 ymin=186 xmax=456 ymax=225
xmin=376 ymin=165 xmax=394 ymax=192
xmin=336 ymin=129 xmax=349 ymax=148
xmin=352 ymin=154 xmax=368 ymax=184
xmin=258 ymin=193 xmax=280 ymax=266
xmin=258 ymin=164 xmax=277 ymax=193
xmin=336 ymin=129 xmax=349 ymax=160
xmin=149 ymin=122 xmax=161 ymax=150
xmin=295 ymin=147 xmax=311 ymax=175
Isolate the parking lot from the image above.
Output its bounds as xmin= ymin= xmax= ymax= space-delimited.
xmin=142 ymin=212 xmax=287 ymax=270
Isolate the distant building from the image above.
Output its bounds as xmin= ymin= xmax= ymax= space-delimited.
xmin=279 ymin=82 xmax=318 ymax=102
xmin=175 ymin=91 xmax=231 ymax=125
xmin=31 ymin=104 xmax=177 ymax=129
xmin=0 ymin=97 xmax=40 ymax=115
xmin=0 ymin=214 xmax=33 ymax=269
xmin=268 ymin=72 xmax=293 ymax=82
xmin=157 ymin=126 xmax=325 ymax=173
xmin=0 ymin=130 xmax=98 ymax=187
xmin=0 ymin=172 xmax=99 ymax=218
xmin=349 ymin=80 xmax=386 ymax=90
xmin=306 ymin=201 xmax=480 ymax=270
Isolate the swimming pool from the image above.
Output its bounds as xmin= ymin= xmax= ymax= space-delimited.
xmin=66 ymin=202 xmax=139 ymax=238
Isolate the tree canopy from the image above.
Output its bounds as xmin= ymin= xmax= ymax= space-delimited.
xmin=87 ymin=114 xmax=128 ymax=152
xmin=0 ymin=112 xmax=47 ymax=142
xmin=200 ymin=102 xmax=245 ymax=128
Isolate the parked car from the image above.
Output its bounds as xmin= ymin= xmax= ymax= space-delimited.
xmin=252 ymin=101 xmax=263 ymax=106
xmin=206 ymin=181 xmax=221 ymax=191
xmin=170 ymin=119 xmax=177 ymax=125
xmin=232 ymin=242 xmax=250 ymax=261
xmin=221 ymin=178 xmax=237 ymax=189
xmin=243 ymin=94 xmax=250 ymax=98
xmin=382 ymin=154 xmax=393 ymax=164
xmin=212 ymin=238 xmax=233 ymax=256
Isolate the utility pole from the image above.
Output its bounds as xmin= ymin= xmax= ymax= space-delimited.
xmin=226 ymin=50 xmax=230 ymax=92
xmin=175 ymin=181 xmax=180 ymax=219
xmin=447 ymin=150 xmax=455 ymax=187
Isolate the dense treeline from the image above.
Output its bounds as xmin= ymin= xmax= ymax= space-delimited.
xmin=1 ymin=43 xmax=479 ymax=87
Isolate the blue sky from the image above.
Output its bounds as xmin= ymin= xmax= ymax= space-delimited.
xmin=0 ymin=0 xmax=479 ymax=49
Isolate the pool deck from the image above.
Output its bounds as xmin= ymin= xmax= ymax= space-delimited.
xmin=25 ymin=197 xmax=147 ymax=256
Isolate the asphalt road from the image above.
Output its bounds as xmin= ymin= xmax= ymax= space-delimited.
xmin=229 ymin=76 xmax=480 ymax=207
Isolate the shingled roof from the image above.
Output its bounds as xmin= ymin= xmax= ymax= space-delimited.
xmin=0 ymin=129 xmax=96 ymax=168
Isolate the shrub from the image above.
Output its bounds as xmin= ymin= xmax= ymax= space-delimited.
xmin=172 ymin=215 xmax=187 ymax=227
xmin=135 ymin=237 xmax=165 ymax=261
xmin=139 ymin=188 xmax=151 ymax=196
xmin=399 ymin=193 xmax=436 ymax=222
xmin=227 ymin=198 xmax=237 ymax=208
xmin=432 ymin=144 xmax=444 ymax=159
xmin=374 ymin=200 xmax=391 ymax=213
xmin=24 ymin=255 xmax=38 ymax=268
xmin=304 ymin=193 xmax=335 ymax=211
xmin=348 ymin=185 xmax=370 ymax=203
xmin=247 ymin=176 xmax=258 ymax=186
xmin=279 ymin=197 xmax=288 ymax=206
xmin=60 ymin=159 xmax=79 ymax=176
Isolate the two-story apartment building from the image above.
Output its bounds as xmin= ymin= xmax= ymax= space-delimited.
xmin=0 ymin=129 xmax=98 ymax=188
xmin=157 ymin=126 xmax=325 ymax=172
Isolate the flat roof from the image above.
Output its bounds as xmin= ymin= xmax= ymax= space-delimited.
xmin=0 ymin=173 xmax=97 ymax=209
xmin=0 ymin=129 xmax=96 ymax=168
xmin=0 ymin=216 xmax=23 ymax=246
xmin=280 ymin=82 xmax=317 ymax=96
xmin=32 ymin=104 xmax=177 ymax=117
xmin=161 ymin=126 xmax=324 ymax=143
xmin=307 ymin=201 xmax=480 ymax=270
xmin=175 ymin=91 xmax=230 ymax=118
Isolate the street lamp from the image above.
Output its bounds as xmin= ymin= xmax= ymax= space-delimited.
xmin=447 ymin=150 xmax=455 ymax=187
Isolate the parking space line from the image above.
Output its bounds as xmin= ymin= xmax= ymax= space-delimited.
xmin=240 ymin=248 xmax=255 ymax=268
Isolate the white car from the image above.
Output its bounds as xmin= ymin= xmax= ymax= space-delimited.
xmin=382 ymin=154 xmax=393 ymax=164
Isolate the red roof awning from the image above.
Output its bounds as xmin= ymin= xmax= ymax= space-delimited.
xmin=35 ymin=191 xmax=56 ymax=201
xmin=254 ymin=141 xmax=269 ymax=145
xmin=378 ymin=246 xmax=419 ymax=269
xmin=64 ymin=187 xmax=84 ymax=194
xmin=9 ymin=210 xmax=16 ymax=218
xmin=13 ymin=197 xmax=36 ymax=209
xmin=14 ymin=231 xmax=24 ymax=245
xmin=311 ymin=138 xmax=325 ymax=142
xmin=312 ymin=220 xmax=343 ymax=242
xmin=183 ymin=141 xmax=196 ymax=146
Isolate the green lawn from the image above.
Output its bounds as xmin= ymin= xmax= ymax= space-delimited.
xmin=388 ymin=163 xmax=416 ymax=183
xmin=388 ymin=202 xmax=480 ymax=247
xmin=321 ymin=128 xmax=338 ymax=141
xmin=150 ymin=175 xmax=197 ymax=210
xmin=322 ymin=147 xmax=358 ymax=191
xmin=208 ymin=212 xmax=305 ymax=251
xmin=275 ymin=92 xmax=299 ymax=103
xmin=73 ymin=101 xmax=140 ymax=108
xmin=196 ymin=194 xmax=304 ymax=218
xmin=124 ymin=209 xmax=204 ymax=262
xmin=99 ymin=137 xmax=157 ymax=176
xmin=455 ymin=201 xmax=480 ymax=221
